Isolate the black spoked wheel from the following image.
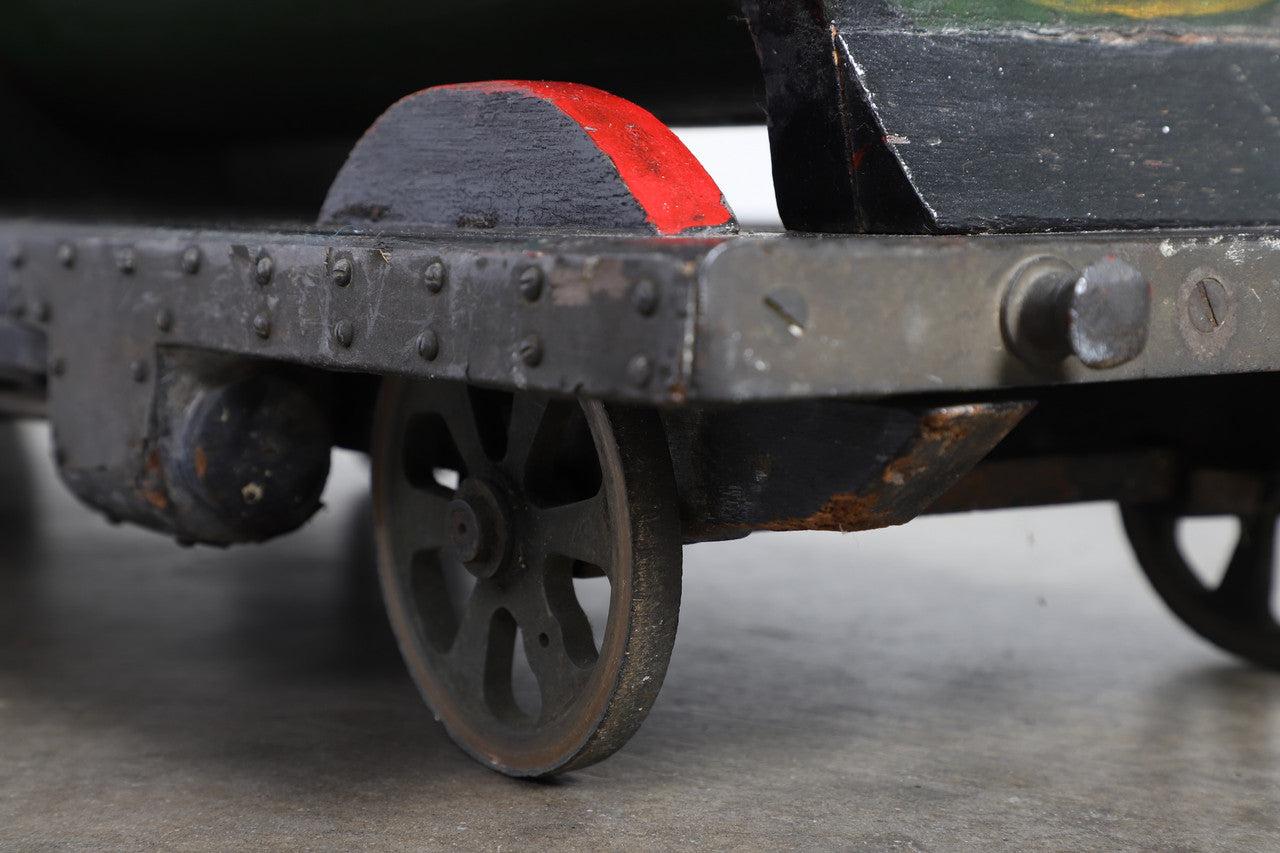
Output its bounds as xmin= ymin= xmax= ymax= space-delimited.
xmin=1121 ymin=493 xmax=1280 ymax=669
xmin=372 ymin=378 xmax=681 ymax=776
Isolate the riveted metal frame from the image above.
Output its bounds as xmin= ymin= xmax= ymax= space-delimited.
xmin=4 ymin=224 xmax=1280 ymax=413
xmin=4 ymin=222 xmax=1280 ymax=539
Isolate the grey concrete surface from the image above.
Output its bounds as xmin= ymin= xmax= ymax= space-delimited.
xmin=1 ymin=422 xmax=1278 ymax=852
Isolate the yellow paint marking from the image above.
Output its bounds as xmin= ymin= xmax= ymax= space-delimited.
xmin=1032 ymin=0 xmax=1267 ymax=17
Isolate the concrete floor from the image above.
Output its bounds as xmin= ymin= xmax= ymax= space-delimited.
xmin=1 ymin=423 xmax=1278 ymax=852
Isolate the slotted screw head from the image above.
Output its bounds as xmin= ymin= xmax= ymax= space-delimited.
xmin=333 ymin=319 xmax=354 ymax=348
xmin=517 ymin=334 xmax=543 ymax=367
xmin=332 ymin=257 xmax=353 ymax=287
xmin=518 ymin=266 xmax=544 ymax=301
xmin=423 ymin=260 xmax=446 ymax=293
xmin=255 ymin=255 xmax=274 ymax=285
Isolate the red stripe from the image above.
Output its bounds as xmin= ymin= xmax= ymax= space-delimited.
xmin=453 ymin=81 xmax=735 ymax=235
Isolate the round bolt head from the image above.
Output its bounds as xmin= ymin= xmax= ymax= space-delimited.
xmin=333 ymin=318 xmax=354 ymax=348
xmin=631 ymin=279 xmax=659 ymax=316
xmin=254 ymin=255 xmax=273 ymax=285
xmin=518 ymin=266 xmax=544 ymax=301
xmin=129 ymin=360 xmax=148 ymax=383
xmin=423 ymin=259 xmax=446 ymax=293
xmin=156 ymin=307 xmax=174 ymax=332
xmin=517 ymin=334 xmax=544 ymax=367
xmin=49 ymin=356 xmax=66 ymax=377
xmin=252 ymin=311 xmax=272 ymax=339
xmin=181 ymin=246 xmax=202 ymax=274
xmin=8 ymin=244 xmax=24 ymax=268
xmin=31 ymin=300 xmax=50 ymax=323
xmin=416 ymin=329 xmax=440 ymax=361
xmin=627 ymin=353 xmax=653 ymax=387
xmin=117 ymin=249 xmax=136 ymax=274
xmin=332 ymin=257 xmax=353 ymax=287
xmin=1066 ymin=258 xmax=1150 ymax=369
xmin=56 ymin=243 xmax=75 ymax=268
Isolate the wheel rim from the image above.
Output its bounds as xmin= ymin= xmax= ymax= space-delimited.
xmin=372 ymin=378 xmax=681 ymax=775
xmin=1121 ymin=497 xmax=1280 ymax=668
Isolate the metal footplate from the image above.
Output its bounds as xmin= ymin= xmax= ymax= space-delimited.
xmin=3 ymin=224 xmax=1278 ymax=407
xmin=0 ymin=221 xmax=1275 ymax=538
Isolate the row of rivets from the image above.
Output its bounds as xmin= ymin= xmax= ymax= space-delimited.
xmin=7 ymin=241 xmax=662 ymax=390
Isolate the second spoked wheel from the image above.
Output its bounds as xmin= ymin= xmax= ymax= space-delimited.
xmin=1121 ymin=485 xmax=1280 ymax=669
xmin=372 ymin=379 xmax=681 ymax=776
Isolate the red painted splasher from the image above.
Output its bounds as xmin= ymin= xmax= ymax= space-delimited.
xmin=453 ymin=80 xmax=735 ymax=235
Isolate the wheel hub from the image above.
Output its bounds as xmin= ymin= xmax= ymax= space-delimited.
xmin=447 ymin=477 xmax=509 ymax=579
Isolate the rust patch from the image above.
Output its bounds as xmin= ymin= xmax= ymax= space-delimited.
xmin=741 ymin=401 xmax=1034 ymax=534
xmin=140 ymin=447 xmax=170 ymax=511
xmin=749 ymin=491 xmax=899 ymax=533
xmin=193 ymin=445 xmax=209 ymax=481
xmin=919 ymin=405 xmax=988 ymax=450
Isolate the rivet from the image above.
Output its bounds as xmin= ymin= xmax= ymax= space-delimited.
xmin=49 ymin=356 xmax=66 ymax=377
xmin=129 ymin=360 xmax=149 ymax=383
xmin=332 ymin=257 xmax=353 ymax=287
xmin=333 ymin=318 xmax=354 ymax=348
xmin=631 ymin=279 xmax=659 ymax=316
xmin=156 ymin=307 xmax=174 ymax=332
xmin=254 ymin=255 xmax=274 ymax=285
xmin=117 ymin=248 xmax=136 ymax=274
xmin=252 ymin=311 xmax=272 ymax=339
xmin=518 ymin=266 xmax=544 ymax=302
xmin=31 ymin=300 xmax=50 ymax=323
xmin=416 ymin=329 xmax=440 ymax=361
xmin=181 ymin=246 xmax=202 ymax=274
xmin=423 ymin=259 xmax=446 ymax=293
xmin=517 ymin=334 xmax=543 ymax=367
xmin=627 ymin=354 xmax=653 ymax=387
xmin=57 ymin=243 xmax=75 ymax=268
xmin=8 ymin=244 xmax=24 ymax=268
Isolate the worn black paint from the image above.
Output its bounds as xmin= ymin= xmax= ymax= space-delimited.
xmin=746 ymin=0 xmax=1280 ymax=232
xmin=320 ymin=88 xmax=654 ymax=232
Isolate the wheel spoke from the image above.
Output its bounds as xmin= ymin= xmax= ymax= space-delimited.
xmin=503 ymin=393 xmax=553 ymax=479
xmin=533 ymin=495 xmax=614 ymax=572
xmin=510 ymin=565 xmax=598 ymax=716
xmin=426 ymin=384 xmax=493 ymax=476
xmin=1213 ymin=512 xmax=1278 ymax=625
xmin=446 ymin=582 xmax=508 ymax=699
xmin=375 ymin=381 xmax=682 ymax=775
